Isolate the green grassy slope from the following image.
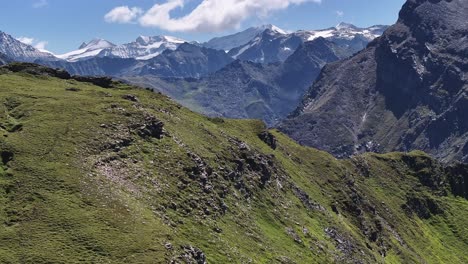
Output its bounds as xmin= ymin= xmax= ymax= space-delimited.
xmin=0 ymin=63 xmax=466 ymax=263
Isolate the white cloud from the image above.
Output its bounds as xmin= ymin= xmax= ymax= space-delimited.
xmin=104 ymin=6 xmax=143 ymax=24
xmin=139 ymin=0 xmax=321 ymax=32
xmin=17 ymin=37 xmax=35 ymax=45
xmin=34 ymin=41 xmax=48 ymax=50
xmin=16 ymin=37 xmax=49 ymax=50
xmin=335 ymin=10 xmax=344 ymax=17
xmin=105 ymin=0 xmax=321 ymax=33
xmin=33 ymin=0 xmax=48 ymax=8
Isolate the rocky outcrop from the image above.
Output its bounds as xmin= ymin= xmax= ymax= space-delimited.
xmin=72 ymin=75 xmax=113 ymax=88
xmin=403 ymin=194 xmax=443 ymax=219
xmin=258 ymin=131 xmax=277 ymax=150
xmin=1 ymin=62 xmax=121 ymax=88
xmin=279 ymin=0 xmax=468 ymax=163
xmin=170 ymin=245 xmax=207 ymax=264
xmin=3 ymin=62 xmax=71 ymax=79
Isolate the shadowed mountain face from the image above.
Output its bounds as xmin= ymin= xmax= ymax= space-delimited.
xmin=124 ymin=38 xmax=349 ymax=126
xmin=279 ymin=0 xmax=468 ymax=163
xmin=132 ymin=43 xmax=235 ymax=78
xmin=0 ymin=53 xmax=11 ymax=65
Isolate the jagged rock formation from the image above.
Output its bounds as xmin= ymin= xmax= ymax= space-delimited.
xmin=280 ymin=0 xmax=468 ymax=163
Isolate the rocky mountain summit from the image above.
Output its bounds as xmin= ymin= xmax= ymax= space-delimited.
xmin=280 ymin=0 xmax=468 ymax=163
xmin=0 ymin=31 xmax=56 ymax=62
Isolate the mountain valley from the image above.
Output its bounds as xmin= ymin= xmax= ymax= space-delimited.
xmin=0 ymin=0 xmax=467 ymax=262
xmin=0 ymin=62 xmax=466 ymax=263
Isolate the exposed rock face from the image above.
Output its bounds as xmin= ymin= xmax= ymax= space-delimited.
xmin=279 ymin=0 xmax=468 ymax=163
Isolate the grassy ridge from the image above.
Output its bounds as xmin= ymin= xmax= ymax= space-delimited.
xmin=0 ymin=65 xmax=466 ymax=263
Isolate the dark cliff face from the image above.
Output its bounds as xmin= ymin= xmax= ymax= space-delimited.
xmin=279 ymin=0 xmax=468 ymax=163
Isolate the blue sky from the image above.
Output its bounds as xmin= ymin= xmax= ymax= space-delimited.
xmin=1 ymin=0 xmax=405 ymax=54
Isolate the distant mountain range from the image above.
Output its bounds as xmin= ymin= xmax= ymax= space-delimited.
xmin=57 ymin=36 xmax=186 ymax=62
xmin=1 ymin=22 xmax=386 ymax=66
xmin=0 ymin=22 xmax=386 ymax=126
xmin=125 ymin=37 xmax=351 ymax=125
xmin=40 ymin=42 xmax=235 ymax=78
xmin=279 ymin=0 xmax=468 ymax=163
xmin=227 ymin=23 xmax=387 ymax=63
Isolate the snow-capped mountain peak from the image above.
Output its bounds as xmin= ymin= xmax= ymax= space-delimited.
xmin=202 ymin=24 xmax=287 ymax=52
xmin=57 ymin=38 xmax=115 ymax=62
xmin=263 ymin=24 xmax=288 ymax=35
xmin=0 ymin=31 xmax=57 ymax=62
xmin=135 ymin=35 xmax=185 ymax=47
xmin=335 ymin=22 xmax=357 ymax=30
xmin=136 ymin=36 xmax=152 ymax=45
xmin=307 ymin=23 xmax=387 ymax=42
xmin=96 ymin=35 xmax=186 ymax=61
xmin=78 ymin=39 xmax=115 ymax=50
xmin=57 ymin=35 xmax=186 ymax=62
